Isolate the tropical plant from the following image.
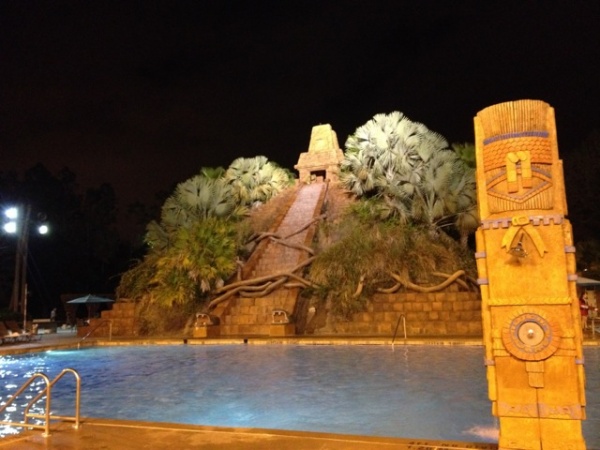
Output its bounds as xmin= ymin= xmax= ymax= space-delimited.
xmin=308 ymin=202 xmax=476 ymax=317
xmin=199 ymin=166 xmax=226 ymax=179
xmin=225 ymin=156 xmax=294 ymax=207
xmin=451 ymin=142 xmax=476 ymax=168
xmin=411 ymin=150 xmax=478 ymax=243
xmin=118 ymin=157 xmax=291 ymax=312
xmin=116 ymin=253 xmax=159 ymax=300
xmin=145 ymin=175 xmax=246 ymax=252
xmin=339 ymin=111 xmax=478 ymax=244
xmin=144 ymin=218 xmax=239 ymax=307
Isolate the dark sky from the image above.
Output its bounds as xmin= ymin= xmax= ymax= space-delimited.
xmin=2 ymin=1 xmax=599 ymax=211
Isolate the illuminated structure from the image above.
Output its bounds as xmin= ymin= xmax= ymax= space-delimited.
xmin=294 ymin=124 xmax=344 ymax=183
xmin=2 ymin=205 xmax=49 ymax=327
xmin=474 ymin=100 xmax=586 ymax=449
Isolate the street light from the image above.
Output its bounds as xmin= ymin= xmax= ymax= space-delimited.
xmin=3 ymin=207 xmax=18 ymax=233
xmin=2 ymin=205 xmax=49 ymax=330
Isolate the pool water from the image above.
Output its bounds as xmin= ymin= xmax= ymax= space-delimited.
xmin=1 ymin=345 xmax=599 ymax=446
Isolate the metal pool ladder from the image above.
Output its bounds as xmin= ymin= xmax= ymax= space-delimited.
xmin=0 ymin=368 xmax=81 ymax=437
xmin=391 ymin=314 xmax=407 ymax=348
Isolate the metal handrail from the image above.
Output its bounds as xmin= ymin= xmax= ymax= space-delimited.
xmin=0 ymin=368 xmax=81 ymax=437
xmin=78 ymin=319 xmax=112 ymax=348
xmin=391 ymin=314 xmax=407 ymax=348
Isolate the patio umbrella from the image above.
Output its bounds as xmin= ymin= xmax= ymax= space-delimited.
xmin=66 ymin=294 xmax=114 ymax=321
xmin=576 ymin=276 xmax=600 ymax=288
xmin=67 ymin=294 xmax=115 ymax=304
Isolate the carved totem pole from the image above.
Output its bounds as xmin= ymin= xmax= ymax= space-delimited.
xmin=474 ymin=100 xmax=586 ymax=450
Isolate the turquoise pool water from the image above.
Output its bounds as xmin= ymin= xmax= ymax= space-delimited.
xmin=1 ymin=345 xmax=599 ymax=446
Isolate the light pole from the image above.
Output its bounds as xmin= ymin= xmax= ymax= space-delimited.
xmin=3 ymin=205 xmax=49 ymax=330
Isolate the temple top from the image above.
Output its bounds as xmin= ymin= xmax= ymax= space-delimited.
xmin=294 ymin=124 xmax=345 ymax=183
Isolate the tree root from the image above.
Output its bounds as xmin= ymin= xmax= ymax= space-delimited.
xmin=431 ymin=271 xmax=469 ymax=291
xmin=377 ymin=283 xmax=402 ymax=294
xmin=207 ymin=214 xmax=326 ymax=309
xmin=251 ymin=231 xmax=280 ymax=244
xmin=352 ymin=275 xmax=365 ymax=298
xmin=386 ymin=270 xmax=466 ymax=293
xmin=269 ymin=237 xmax=315 ymax=255
xmin=208 ymin=257 xmax=317 ymax=309
xmin=238 ymin=278 xmax=287 ymax=298
xmin=283 ymin=213 xmax=327 ymax=239
xmin=247 ymin=213 xmax=326 ymax=246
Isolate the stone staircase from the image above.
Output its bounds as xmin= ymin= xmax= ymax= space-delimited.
xmin=77 ymin=301 xmax=137 ymax=338
xmin=216 ymin=181 xmax=327 ymax=336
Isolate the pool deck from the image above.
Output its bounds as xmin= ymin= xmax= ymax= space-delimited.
xmin=1 ymin=331 xmax=598 ymax=449
xmin=0 ymin=418 xmax=500 ymax=450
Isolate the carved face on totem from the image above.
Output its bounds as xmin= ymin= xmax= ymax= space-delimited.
xmin=482 ymin=131 xmax=553 ymax=213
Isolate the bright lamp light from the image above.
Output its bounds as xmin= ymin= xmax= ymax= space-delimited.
xmin=4 ymin=207 xmax=18 ymax=220
xmin=3 ymin=222 xmax=17 ymax=233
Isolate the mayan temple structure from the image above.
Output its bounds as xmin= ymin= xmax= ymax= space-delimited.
xmin=294 ymin=124 xmax=345 ymax=183
xmin=474 ymin=100 xmax=586 ymax=449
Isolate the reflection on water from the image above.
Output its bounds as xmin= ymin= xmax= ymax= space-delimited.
xmin=465 ymin=424 xmax=500 ymax=440
xmin=0 ymin=345 xmax=598 ymax=446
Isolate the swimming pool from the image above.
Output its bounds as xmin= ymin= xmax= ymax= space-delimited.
xmin=1 ymin=344 xmax=599 ymax=446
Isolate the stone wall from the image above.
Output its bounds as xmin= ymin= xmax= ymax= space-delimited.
xmin=313 ymin=288 xmax=482 ymax=337
xmin=77 ymin=301 xmax=137 ymax=338
xmin=219 ymin=293 xmax=299 ymax=336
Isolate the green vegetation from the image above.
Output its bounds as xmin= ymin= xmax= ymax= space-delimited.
xmin=307 ymin=112 xmax=478 ymax=318
xmin=451 ymin=142 xmax=476 ymax=168
xmin=118 ymin=113 xmax=479 ymax=332
xmin=117 ymin=156 xmax=294 ymax=333
xmin=225 ymin=156 xmax=294 ymax=207
xmin=339 ymin=112 xmax=478 ymax=246
xmin=308 ymin=200 xmax=476 ymax=318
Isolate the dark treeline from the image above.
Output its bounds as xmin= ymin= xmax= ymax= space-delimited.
xmin=564 ymin=131 xmax=600 ymax=241
xmin=0 ymin=163 xmax=155 ymax=320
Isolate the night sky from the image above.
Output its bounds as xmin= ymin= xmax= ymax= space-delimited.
xmin=2 ymin=1 xmax=599 ymax=212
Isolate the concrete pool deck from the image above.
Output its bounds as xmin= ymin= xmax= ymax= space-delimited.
xmin=1 ymin=331 xmax=598 ymax=449
xmin=0 ymin=418 xmax=499 ymax=450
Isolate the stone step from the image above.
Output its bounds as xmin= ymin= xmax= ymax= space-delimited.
xmin=223 ymin=314 xmax=272 ymax=325
xmin=220 ymin=324 xmax=271 ymax=336
xmin=216 ymin=183 xmax=326 ymax=338
xmin=253 ymin=183 xmax=325 ymax=278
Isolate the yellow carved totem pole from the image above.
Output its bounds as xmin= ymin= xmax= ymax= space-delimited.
xmin=474 ymin=100 xmax=586 ymax=450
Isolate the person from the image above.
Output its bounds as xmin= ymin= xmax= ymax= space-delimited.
xmin=580 ymin=294 xmax=589 ymax=331
xmin=50 ymin=307 xmax=57 ymax=322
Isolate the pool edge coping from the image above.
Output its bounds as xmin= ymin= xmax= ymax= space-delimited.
xmin=1 ymin=335 xmax=599 ymax=357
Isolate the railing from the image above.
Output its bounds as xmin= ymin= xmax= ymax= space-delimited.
xmin=391 ymin=314 xmax=407 ymax=348
xmin=0 ymin=368 xmax=81 ymax=437
xmin=78 ymin=319 xmax=112 ymax=348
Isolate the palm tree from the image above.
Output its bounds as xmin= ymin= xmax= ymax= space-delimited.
xmin=199 ymin=166 xmax=226 ymax=179
xmin=149 ymin=218 xmax=239 ymax=306
xmin=412 ymin=151 xmax=478 ymax=242
xmin=341 ymin=111 xmax=449 ymax=196
xmin=145 ymin=175 xmax=246 ymax=251
xmin=451 ymin=142 xmax=476 ymax=168
xmin=340 ymin=111 xmax=477 ymax=244
xmin=225 ymin=156 xmax=294 ymax=206
xmin=118 ymin=156 xmax=293 ymax=319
